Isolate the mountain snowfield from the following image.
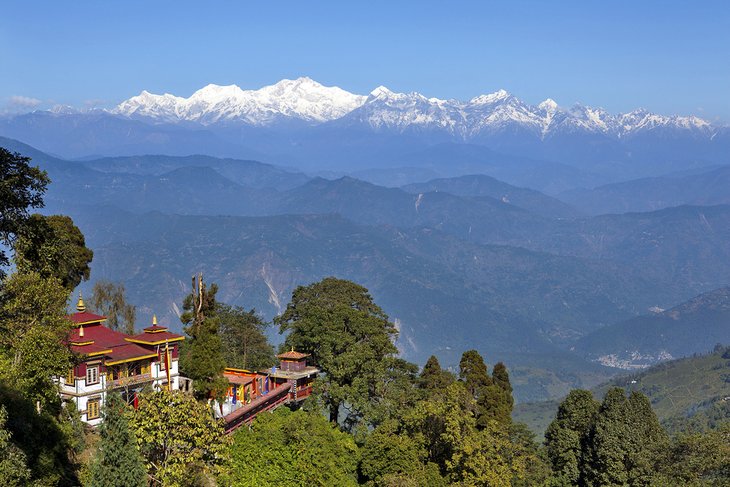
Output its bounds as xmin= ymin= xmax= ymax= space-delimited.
xmin=113 ymin=77 xmax=715 ymax=138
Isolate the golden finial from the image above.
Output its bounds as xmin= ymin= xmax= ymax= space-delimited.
xmin=79 ymin=324 xmax=84 ymax=338
xmin=76 ymin=292 xmax=86 ymax=312
xmin=152 ymin=314 xmax=158 ymax=326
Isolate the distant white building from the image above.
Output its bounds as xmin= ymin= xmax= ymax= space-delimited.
xmin=60 ymin=295 xmax=189 ymax=425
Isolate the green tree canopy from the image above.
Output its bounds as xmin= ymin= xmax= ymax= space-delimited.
xmin=88 ymin=280 xmax=136 ymax=334
xmin=179 ymin=274 xmax=228 ymax=401
xmin=88 ymin=392 xmax=146 ymax=487
xmin=418 ymin=355 xmax=455 ymax=393
xmin=217 ymin=303 xmax=274 ymax=370
xmin=0 ymin=271 xmax=72 ymax=409
xmin=544 ymin=389 xmax=599 ymax=486
xmin=0 ymin=147 xmax=48 ymax=274
xmin=13 ymin=214 xmax=93 ymax=290
xmin=459 ymin=350 xmax=492 ymax=397
xmin=128 ymin=390 xmax=229 ymax=486
xmin=229 ymin=407 xmax=359 ymax=487
xmin=275 ymin=277 xmax=398 ymax=426
xmin=0 ymin=405 xmax=31 ymax=487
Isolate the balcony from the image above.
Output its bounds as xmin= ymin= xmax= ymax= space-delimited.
xmin=109 ymin=373 xmax=153 ymax=388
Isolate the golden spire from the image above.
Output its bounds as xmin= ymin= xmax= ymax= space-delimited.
xmin=152 ymin=314 xmax=158 ymax=326
xmin=79 ymin=324 xmax=84 ymax=338
xmin=76 ymin=292 xmax=86 ymax=312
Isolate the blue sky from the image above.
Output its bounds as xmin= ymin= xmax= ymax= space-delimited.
xmin=2 ymin=0 xmax=728 ymax=121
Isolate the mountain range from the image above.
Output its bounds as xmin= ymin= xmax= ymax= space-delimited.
xmin=2 ymin=78 xmax=728 ymax=188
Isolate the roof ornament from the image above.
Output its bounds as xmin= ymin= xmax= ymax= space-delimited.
xmin=153 ymin=314 xmax=158 ymax=326
xmin=76 ymin=292 xmax=86 ymax=312
xmin=79 ymin=324 xmax=84 ymax=338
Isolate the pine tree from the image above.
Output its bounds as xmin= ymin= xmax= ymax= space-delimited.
xmin=88 ymin=392 xmax=146 ymax=487
xmin=419 ymin=355 xmax=455 ymax=392
xmin=458 ymin=350 xmax=491 ymax=397
xmin=544 ymin=389 xmax=599 ymax=486
xmin=179 ymin=273 xmax=228 ymax=401
xmin=584 ymin=388 xmax=667 ymax=486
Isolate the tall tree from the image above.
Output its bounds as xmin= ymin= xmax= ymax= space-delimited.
xmin=0 ymin=271 xmax=72 ymax=410
xmin=217 ymin=303 xmax=273 ymax=370
xmin=544 ymin=389 xmax=600 ymax=486
xmin=476 ymin=362 xmax=514 ymax=427
xmin=128 ymin=390 xmax=229 ymax=486
xmin=459 ymin=350 xmax=492 ymax=397
xmin=13 ymin=214 xmax=93 ymax=290
xmin=179 ymin=274 xmax=228 ymax=401
xmin=0 ymin=147 xmax=48 ymax=276
xmin=585 ymin=388 xmax=667 ymax=486
xmin=419 ymin=355 xmax=455 ymax=392
xmin=275 ymin=277 xmax=398 ymax=426
xmin=88 ymin=392 xmax=146 ymax=487
xmin=89 ymin=280 xmax=136 ymax=334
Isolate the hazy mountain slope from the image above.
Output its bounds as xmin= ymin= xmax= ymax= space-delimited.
xmin=402 ymin=174 xmax=581 ymax=218
xmin=558 ymin=165 xmax=730 ymax=215
xmin=80 ymin=154 xmax=309 ymax=191
xmin=515 ymin=346 xmax=730 ymax=437
xmin=577 ymin=287 xmax=730 ymax=367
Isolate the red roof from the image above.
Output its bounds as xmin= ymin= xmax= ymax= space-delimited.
xmin=126 ymin=331 xmax=184 ymax=344
xmin=225 ymin=375 xmax=255 ymax=386
xmin=277 ymin=350 xmax=309 ymax=360
xmin=70 ymin=342 xmax=112 ymax=357
xmin=68 ymin=311 xmax=106 ymax=325
xmin=143 ymin=324 xmax=168 ymax=333
xmin=106 ymin=343 xmax=157 ymax=364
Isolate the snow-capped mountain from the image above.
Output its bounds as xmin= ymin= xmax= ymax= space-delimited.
xmin=112 ymin=77 xmax=715 ymax=138
xmin=114 ymin=77 xmax=367 ymax=125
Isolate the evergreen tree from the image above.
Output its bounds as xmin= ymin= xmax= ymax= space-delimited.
xmin=275 ymin=277 xmax=398 ymax=426
xmin=458 ymin=350 xmax=491 ymax=397
xmin=13 ymin=214 xmax=93 ymax=290
xmin=217 ymin=303 xmax=274 ymax=370
xmin=89 ymin=280 xmax=136 ymax=334
xmin=544 ymin=389 xmax=599 ymax=486
xmin=0 ymin=147 xmax=48 ymax=276
xmin=419 ymin=355 xmax=455 ymax=392
xmin=585 ymin=387 xmax=667 ymax=486
xmin=476 ymin=362 xmax=514 ymax=427
xmin=179 ymin=273 xmax=228 ymax=401
xmin=88 ymin=392 xmax=146 ymax=487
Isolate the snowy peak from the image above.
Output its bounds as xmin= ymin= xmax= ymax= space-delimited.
xmin=114 ymin=77 xmax=366 ymax=125
xmin=112 ymin=78 xmax=714 ymax=136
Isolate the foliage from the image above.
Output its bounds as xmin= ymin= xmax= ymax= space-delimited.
xmin=459 ymin=350 xmax=492 ymax=397
xmin=0 ymin=405 xmax=31 ymax=486
xmin=217 ymin=303 xmax=274 ymax=370
xmin=88 ymin=392 xmax=146 ymax=487
xmin=418 ymin=355 xmax=455 ymax=392
xmin=13 ymin=214 xmax=93 ymax=290
xmin=128 ymin=390 xmax=229 ymax=486
xmin=0 ymin=271 xmax=72 ymax=409
xmin=229 ymin=407 xmax=358 ymax=487
xmin=179 ymin=274 xmax=228 ymax=401
xmin=544 ymin=389 xmax=599 ymax=486
xmin=276 ymin=277 xmax=398 ymax=427
xmin=88 ymin=280 xmax=136 ymax=334
xmin=0 ymin=383 xmax=80 ymax=486
xmin=655 ymin=422 xmax=730 ymax=486
xmin=0 ymin=147 xmax=48 ymax=274
xmin=360 ymin=419 xmax=446 ymax=487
